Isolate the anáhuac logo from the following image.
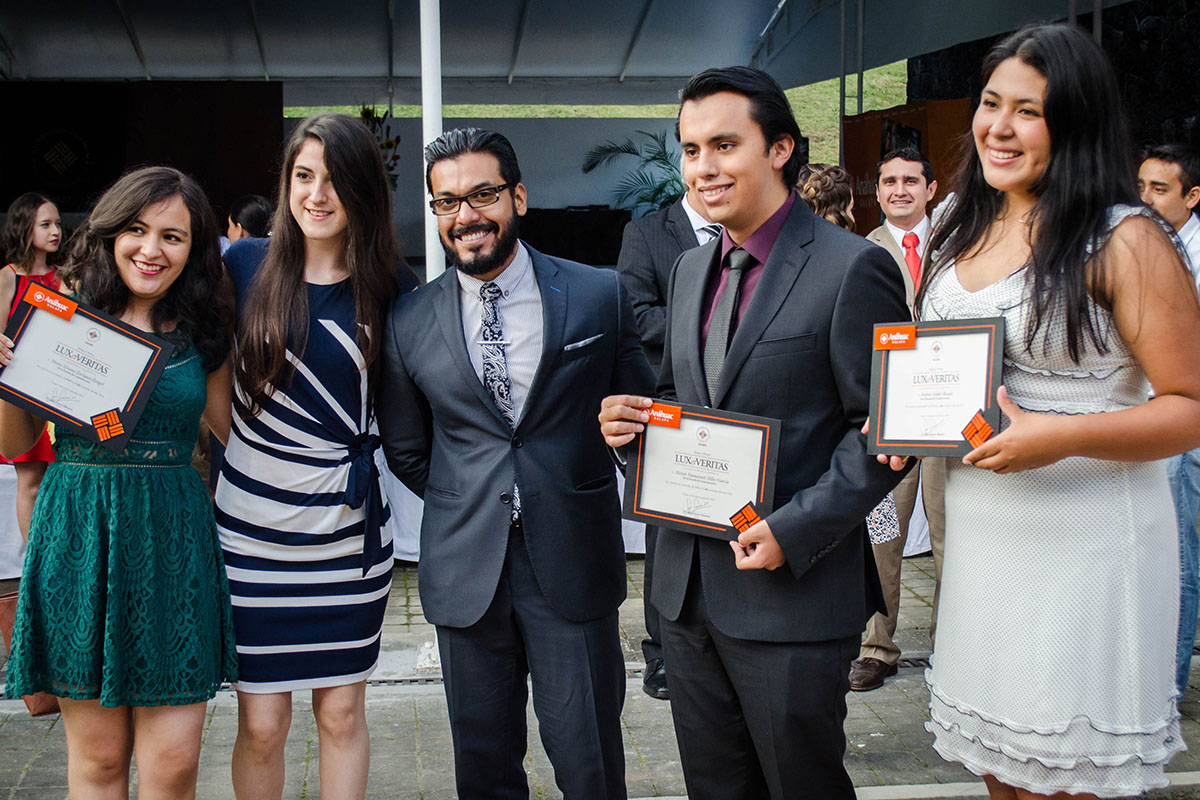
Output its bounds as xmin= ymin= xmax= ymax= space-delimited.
xmin=696 ymin=426 xmax=710 ymax=443
xmin=879 ymin=330 xmax=912 ymax=346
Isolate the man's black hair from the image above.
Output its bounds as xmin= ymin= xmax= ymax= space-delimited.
xmin=424 ymin=127 xmax=522 ymax=194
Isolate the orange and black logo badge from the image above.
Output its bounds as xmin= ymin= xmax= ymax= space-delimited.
xmin=730 ymin=503 xmax=762 ymax=533
xmin=962 ymin=410 xmax=993 ymax=448
xmin=92 ymin=409 xmax=124 ymax=441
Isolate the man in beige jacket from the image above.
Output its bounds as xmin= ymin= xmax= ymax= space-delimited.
xmin=851 ymin=147 xmax=948 ymax=691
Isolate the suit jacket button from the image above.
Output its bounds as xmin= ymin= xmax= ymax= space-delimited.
xmin=500 ymin=492 xmax=511 ymax=504
xmin=512 ymin=435 xmax=523 ymax=448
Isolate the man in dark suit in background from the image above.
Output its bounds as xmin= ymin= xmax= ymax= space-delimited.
xmin=615 ymin=186 xmax=719 ymax=699
xmin=601 ymin=67 xmax=910 ymax=799
xmin=379 ymin=127 xmax=655 ymax=800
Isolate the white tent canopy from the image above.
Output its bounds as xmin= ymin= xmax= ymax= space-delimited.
xmin=0 ymin=0 xmax=1128 ymax=106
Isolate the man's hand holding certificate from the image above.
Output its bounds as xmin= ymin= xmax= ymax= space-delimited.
xmin=0 ymin=283 xmax=173 ymax=452
xmin=867 ymin=317 xmax=1005 ymax=457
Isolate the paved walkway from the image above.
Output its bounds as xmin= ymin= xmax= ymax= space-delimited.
xmin=4 ymin=555 xmax=1200 ymax=799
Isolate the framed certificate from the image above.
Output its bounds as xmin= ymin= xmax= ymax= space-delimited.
xmin=0 ymin=283 xmax=175 ymax=452
xmin=623 ymin=401 xmax=780 ymax=540
xmin=867 ymin=317 xmax=1005 ymax=456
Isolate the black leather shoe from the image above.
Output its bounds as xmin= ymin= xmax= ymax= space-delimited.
xmin=642 ymin=658 xmax=669 ymax=700
xmin=848 ymin=657 xmax=898 ymax=691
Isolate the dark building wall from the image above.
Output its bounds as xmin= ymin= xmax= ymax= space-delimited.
xmin=0 ymin=81 xmax=283 ymax=220
xmin=907 ymin=0 xmax=1200 ymax=150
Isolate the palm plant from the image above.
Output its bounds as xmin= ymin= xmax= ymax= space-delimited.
xmin=581 ymin=130 xmax=685 ymax=216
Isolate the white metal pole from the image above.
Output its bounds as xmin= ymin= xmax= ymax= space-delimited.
xmin=420 ymin=0 xmax=445 ymax=279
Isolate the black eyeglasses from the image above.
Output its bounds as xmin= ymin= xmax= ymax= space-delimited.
xmin=429 ymin=184 xmax=514 ymax=216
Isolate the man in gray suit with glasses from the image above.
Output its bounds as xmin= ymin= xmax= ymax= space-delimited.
xmin=378 ymin=127 xmax=654 ymax=800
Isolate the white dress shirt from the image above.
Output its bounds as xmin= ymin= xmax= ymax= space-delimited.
xmin=681 ymin=195 xmax=722 ymax=244
xmin=1178 ymin=213 xmax=1200 ymax=295
xmin=455 ymin=242 xmax=544 ymax=421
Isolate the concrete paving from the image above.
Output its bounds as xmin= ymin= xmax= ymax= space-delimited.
xmin=3 ymin=555 xmax=1200 ymax=799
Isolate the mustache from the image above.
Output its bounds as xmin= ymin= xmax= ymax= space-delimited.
xmin=451 ymin=222 xmax=498 ymax=238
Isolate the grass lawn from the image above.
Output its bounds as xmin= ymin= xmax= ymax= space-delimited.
xmin=284 ymin=61 xmax=907 ymax=164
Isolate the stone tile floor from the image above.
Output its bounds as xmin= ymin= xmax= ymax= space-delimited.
xmin=4 ymin=555 xmax=1200 ymax=798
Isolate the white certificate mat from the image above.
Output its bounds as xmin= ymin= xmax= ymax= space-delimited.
xmin=881 ymin=330 xmax=991 ymax=441
xmin=0 ymin=308 xmax=155 ymax=422
xmin=623 ymin=403 xmax=780 ymax=540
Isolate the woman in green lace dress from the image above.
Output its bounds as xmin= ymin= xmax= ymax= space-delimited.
xmin=0 ymin=167 xmax=238 ymax=799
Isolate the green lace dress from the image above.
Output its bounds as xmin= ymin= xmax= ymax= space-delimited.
xmin=5 ymin=334 xmax=238 ymax=706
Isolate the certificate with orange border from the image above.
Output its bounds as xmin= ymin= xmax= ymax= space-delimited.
xmin=622 ymin=401 xmax=780 ymax=540
xmin=867 ymin=317 xmax=1004 ymax=456
xmin=0 ymin=283 xmax=174 ymax=452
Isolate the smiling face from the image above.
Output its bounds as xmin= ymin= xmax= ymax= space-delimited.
xmin=876 ymin=159 xmax=936 ymax=231
xmin=973 ymin=57 xmax=1051 ymax=205
xmin=31 ymin=202 xmax=62 ymax=256
xmin=288 ymin=138 xmax=348 ymax=246
xmin=678 ymin=91 xmax=793 ymax=243
xmin=113 ymin=195 xmax=191 ymax=312
xmin=429 ymin=151 xmax=526 ymax=281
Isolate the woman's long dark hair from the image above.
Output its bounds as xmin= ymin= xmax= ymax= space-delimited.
xmin=2 ymin=192 xmax=61 ymax=271
xmin=237 ymin=113 xmax=401 ymax=416
xmin=920 ymin=23 xmax=1140 ymax=362
xmin=59 ymin=167 xmax=229 ymax=370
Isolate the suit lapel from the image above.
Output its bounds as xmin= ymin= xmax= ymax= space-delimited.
xmin=675 ymin=240 xmax=721 ymax=405
xmin=712 ymin=202 xmax=815 ymax=407
xmin=431 ymin=269 xmax=510 ymax=428
xmin=666 ymin=198 xmax=700 ymax=250
xmin=517 ymin=246 xmax=565 ymax=428
xmin=869 ymin=226 xmax=915 ymax=306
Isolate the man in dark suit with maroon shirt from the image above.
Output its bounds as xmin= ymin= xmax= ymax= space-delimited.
xmin=600 ymin=66 xmax=910 ymax=799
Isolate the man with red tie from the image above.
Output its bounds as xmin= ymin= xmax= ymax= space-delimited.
xmin=852 ymin=147 xmax=948 ymax=692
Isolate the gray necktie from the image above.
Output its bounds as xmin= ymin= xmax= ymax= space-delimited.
xmin=480 ymin=282 xmax=521 ymax=517
xmin=698 ymin=223 xmax=723 ymax=243
xmin=703 ymin=248 xmax=753 ymax=403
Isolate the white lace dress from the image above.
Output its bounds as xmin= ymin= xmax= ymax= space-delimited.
xmin=922 ymin=205 xmax=1184 ymax=797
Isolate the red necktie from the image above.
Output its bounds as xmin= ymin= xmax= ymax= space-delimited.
xmin=902 ymin=232 xmax=921 ymax=289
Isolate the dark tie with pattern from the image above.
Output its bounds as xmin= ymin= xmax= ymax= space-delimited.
xmin=703 ymin=248 xmax=753 ymax=404
xmin=698 ymin=223 xmax=723 ymax=243
xmin=480 ymin=281 xmax=521 ymax=517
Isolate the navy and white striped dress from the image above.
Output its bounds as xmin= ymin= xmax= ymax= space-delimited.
xmin=215 ymin=239 xmax=409 ymax=693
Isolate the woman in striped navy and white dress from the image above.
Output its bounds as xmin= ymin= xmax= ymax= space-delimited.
xmin=215 ymin=114 xmax=418 ymax=799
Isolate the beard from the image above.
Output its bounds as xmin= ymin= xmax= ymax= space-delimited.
xmin=442 ymin=217 xmax=520 ymax=277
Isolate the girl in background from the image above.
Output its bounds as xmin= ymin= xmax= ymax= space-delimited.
xmin=0 ymin=193 xmax=62 ymax=541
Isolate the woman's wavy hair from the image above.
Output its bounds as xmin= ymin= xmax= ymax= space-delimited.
xmin=797 ymin=163 xmax=855 ymax=231
xmin=58 ymin=167 xmax=229 ymax=370
xmin=920 ymin=23 xmax=1142 ymax=362
xmin=236 ymin=113 xmax=402 ymax=416
xmin=2 ymin=192 xmax=61 ymax=271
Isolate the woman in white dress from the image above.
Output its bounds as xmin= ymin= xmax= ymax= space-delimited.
xmin=881 ymin=23 xmax=1200 ymax=799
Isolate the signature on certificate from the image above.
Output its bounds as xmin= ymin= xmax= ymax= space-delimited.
xmin=46 ymin=385 xmax=84 ymax=406
xmin=921 ymin=415 xmax=948 ymax=436
xmin=684 ymin=496 xmax=713 ymax=515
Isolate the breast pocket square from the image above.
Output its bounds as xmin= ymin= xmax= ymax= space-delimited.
xmin=563 ymin=333 xmax=604 ymax=351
